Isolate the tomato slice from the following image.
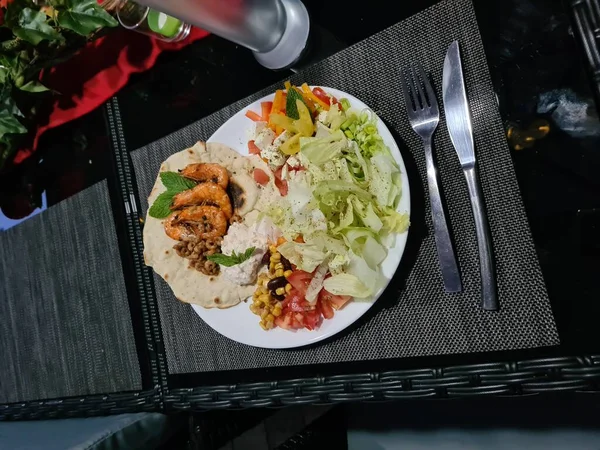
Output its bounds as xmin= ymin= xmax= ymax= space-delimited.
xmin=248 ymin=140 xmax=261 ymax=155
xmin=253 ymin=168 xmax=270 ymax=186
xmin=274 ymin=312 xmax=293 ymax=330
xmin=287 ymin=271 xmax=313 ymax=297
xmin=312 ymin=87 xmax=340 ymax=107
xmin=245 ymin=110 xmax=263 ymax=122
xmin=319 ymin=288 xmax=352 ymax=310
xmin=303 ymin=309 xmax=322 ymax=330
xmin=318 ymin=296 xmax=334 ymax=319
xmin=273 ymin=166 xmax=288 ymax=196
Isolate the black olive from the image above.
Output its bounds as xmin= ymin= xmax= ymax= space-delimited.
xmin=261 ymin=252 xmax=270 ymax=265
xmin=267 ymin=276 xmax=287 ymax=291
xmin=281 ymin=256 xmax=292 ymax=271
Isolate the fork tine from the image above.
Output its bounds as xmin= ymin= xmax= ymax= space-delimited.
xmin=401 ymin=67 xmax=416 ymax=113
xmin=411 ymin=64 xmax=427 ymax=109
xmin=418 ymin=64 xmax=438 ymax=113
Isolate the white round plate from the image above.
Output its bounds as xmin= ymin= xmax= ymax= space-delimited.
xmin=192 ymin=87 xmax=411 ymax=349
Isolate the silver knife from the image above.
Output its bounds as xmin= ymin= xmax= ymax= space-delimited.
xmin=442 ymin=41 xmax=498 ymax=311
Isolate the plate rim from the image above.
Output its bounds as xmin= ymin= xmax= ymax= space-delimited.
xmin=191 ymin=86 xmax=411 ymax=349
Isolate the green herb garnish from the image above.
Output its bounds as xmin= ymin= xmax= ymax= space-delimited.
xmin=207 ymin=247 xmax=256 ymax=267
xmin=285 ymin=88 xmax=308 ymax=120
xmin=148 ymin=172 xmax=197 ymax=219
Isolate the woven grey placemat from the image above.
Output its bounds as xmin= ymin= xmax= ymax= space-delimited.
xmin=130 ymin=0 xmax=558 ymax=375
xmin=0 ymin=182 xmax=142 ymax=403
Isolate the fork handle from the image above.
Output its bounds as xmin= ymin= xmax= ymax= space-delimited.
xmin=424 ymin=138 xmax=462 ymax=292
xmin=464 ymin=165 xmax=498 ymax=310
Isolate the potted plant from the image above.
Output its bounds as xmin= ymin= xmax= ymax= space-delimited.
xmin=0 ymin=0 xmax=118 ymax=171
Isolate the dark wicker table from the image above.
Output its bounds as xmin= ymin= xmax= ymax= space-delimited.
xmin=1 ymin=0 xmax=600 ymax=419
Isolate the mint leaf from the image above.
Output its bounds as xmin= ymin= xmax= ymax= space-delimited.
xmin=286 ymin=88 xmax=305 ymax=120
xmin=207 ymin=247 xmax=256 ymax=267
xmin=57 ymin=0 xmax=118 ymax=36
xmin=206 ymin=253 xmax=238 ymax=267
xmin=13 ymin=8 xmax=64 ymax=45
xmin=243 ymin=247 xmax=256 ymax=261
xmin=148 ymin=173 xmax=197 ymax=219
xmin=160 ymin=171 xmax=197 ymax=191
xmin=148 ymin=191 xmax=175 ymax=219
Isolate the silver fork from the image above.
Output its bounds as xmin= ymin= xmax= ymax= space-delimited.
xmin=402 ymin=65 xmax=462 ymax=292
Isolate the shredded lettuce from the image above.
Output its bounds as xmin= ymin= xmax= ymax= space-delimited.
xmin=323 ymin=273 xmax=371 ymax=298
xmin=278 ymin=241 xmax=327 ymax=273
xmin=266 ymin=98 xmax=410 ymax=299
xmin=300 ymin=130 xmax=347 ymax=165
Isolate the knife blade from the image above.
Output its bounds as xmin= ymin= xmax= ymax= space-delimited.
xmin=442 ymin=40 xmax=498 ymax=311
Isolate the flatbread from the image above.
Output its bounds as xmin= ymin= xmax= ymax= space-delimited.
xmin=143 ymin=142 xmax=279 ymax=309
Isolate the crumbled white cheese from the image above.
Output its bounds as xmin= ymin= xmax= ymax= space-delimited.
xmin=273 ymin=130 xmax=292 ymax=147
xmin=247 ymin=121 xmax=267 ymax=141
xmin=261 ymin=145 xmax=287 ymax=169
xmin=254 ymin=127 xmax=276 ymax=152
xmin=317 ymin=111 xmax=328 ymax=124
xmin=281 ymin=163 xmax=289 ymax=180
xmin=261 ymin=130 xmax=291 ymax=169
xmin=286 ymin=156 xmax=301 ymax=168
xmin=253 ymin=121 xmax=267 ymax=137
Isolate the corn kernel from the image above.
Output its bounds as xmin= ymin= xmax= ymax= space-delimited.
xmin=277 ymin=237 xmax=286 ymax=245
xmin=271 ymin=253 xmax=281 ymax=261
xmin=258 ymin=294 xmax=270 ymax=303
xmin=269 ymin=245 xmax=278 ymax=254
xmin=267 ymin=314 xmax=275 ymax=322
xmin=275 ymin=287 xmax=285 ymax=295
xmin=260 ymin=309 xmax=269 ymax=319
xmin=285 ymin=283 xmax=292 ymax=293
xmin=284 ymin=270 xmax=293 ymax=278
xmin=269 ymin=261 xmax=276 ymax=270
xmin=272 ymin=307 xmax=282 ymax=317
xmin=275 ymin=263 xmax=284 ymax=270
xmin=260 ymin=321 xmax=268 ymax=330
xmin=275 ymin=269 xmax=284 ymax=277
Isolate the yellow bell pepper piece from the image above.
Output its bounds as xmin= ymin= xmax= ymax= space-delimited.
xmin=269 ymin=100 xmax=314 ymax=137
xmin=301 ymin=83 xmax=330 ymax=110
xmin=295 ymin=99 xmax=314 ymax=137
xmin=280 ymin=133 xmax=301 ymax=155
xmin=269 ymin=113 xmax=298 ymax=134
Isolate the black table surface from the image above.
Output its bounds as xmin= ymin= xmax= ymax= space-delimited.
xmin=1 ymin=0 xmax=599 ymax=389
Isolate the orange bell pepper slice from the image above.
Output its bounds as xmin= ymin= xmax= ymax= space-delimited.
xmin=301 ymin=83 xmax=330 ymax=110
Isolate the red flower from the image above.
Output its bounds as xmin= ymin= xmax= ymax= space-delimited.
xmin=0 ymin=0 xmax=14 ymax=8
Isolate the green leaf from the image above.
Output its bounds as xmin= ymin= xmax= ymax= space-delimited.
xmin=13 ymin=8 xmax=64 ymax=45
xmin=18 ymin=80 xmax=49 ymax=93
xmin=57 ymin=0 xmax=118 ymax=36
xmin=148 ymin=173 xmax=197 ymax=219
xmin=0 ymin=110 xmax=28 ymax=141
xmin=286 ymin=88 xmax=306 ymax=120
xmin=148 ymin=191 xmax=175 ymax=219
xmin=207 ymin=247 xmax=256 ymax=267
xmin=160 ymin=171 xmax=197 ymax=191
xmin=242 ymin=246 xmax=256 ymax=261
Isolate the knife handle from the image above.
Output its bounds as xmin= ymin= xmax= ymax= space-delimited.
xmin=423 ymin=138 xmax=462 ymax=293
xmin=463 ymin=165 xmax=498 ymax=310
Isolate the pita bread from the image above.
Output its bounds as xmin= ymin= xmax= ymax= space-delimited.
xmin=143 ymin=142 xmax=279 ymax=308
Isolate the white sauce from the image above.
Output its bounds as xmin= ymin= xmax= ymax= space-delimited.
xmin=220 ymin=219 xmax=281 ymax=286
